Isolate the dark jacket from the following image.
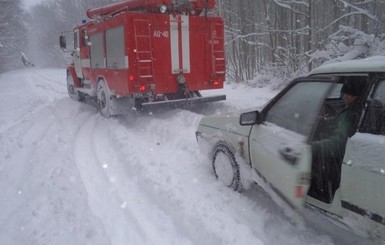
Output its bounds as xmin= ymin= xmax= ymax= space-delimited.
xmin=310 ymin=100 xmax=362 ymax=202
xmin=312 ymin=100 xmax=361 ymax=160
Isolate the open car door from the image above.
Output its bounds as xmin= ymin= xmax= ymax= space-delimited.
xmin=248 ymin=79 xmax=335 ymax=208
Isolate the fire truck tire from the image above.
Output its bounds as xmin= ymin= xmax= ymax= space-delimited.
xmin=97 ymin=80 xmax=113 ymax=117
xmin=67 ymin=74 xmax=83 ymax=101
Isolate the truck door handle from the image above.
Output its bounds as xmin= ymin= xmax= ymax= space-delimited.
xmin=279 ymin=147 xmax=298 ymax=165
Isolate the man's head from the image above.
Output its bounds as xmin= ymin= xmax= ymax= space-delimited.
xmin=341 ymin=77 xmax=367 ymax=105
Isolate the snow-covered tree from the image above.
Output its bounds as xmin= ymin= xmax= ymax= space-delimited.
xmin=0 ymin=0 xmax=27 ymax=73
xmin=218 ymin=0 xmax=385 ymax=83
xmin=310 ymin=25 xmax=385 ymax=66
xmin=27 ymin=0 xmax=115 ymax=68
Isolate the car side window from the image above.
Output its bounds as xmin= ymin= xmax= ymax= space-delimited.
xmin=265 ymin=81 xmax=332 ymax=136
xmin=361 ymin=80 xmax=385 ymax=135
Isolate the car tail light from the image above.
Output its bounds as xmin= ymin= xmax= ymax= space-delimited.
xmin=213 ymin=80 xmax=220 ymax=86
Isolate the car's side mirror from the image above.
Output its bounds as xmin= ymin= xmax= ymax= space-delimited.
xmin=59 ymin=35 xmax=67 ymax=49
xmin=240 ymin=111 xmax=263 ymax=125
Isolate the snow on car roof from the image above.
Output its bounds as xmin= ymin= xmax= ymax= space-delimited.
xmin=310 ymin=56 xmax=385 ymax=75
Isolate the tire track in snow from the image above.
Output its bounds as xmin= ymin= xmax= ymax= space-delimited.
xmin=0 ymin=96 xmax=110 ymax=245
xmin=28 ymin=69 xmax=68 ymax=96
xmin=0 ymin=69 xmax=67 ymax=135
xmin=74 ymin=115 xmax=195 ymax=245
xmin=100 ymin=111 xmax=267 ymax=245
xmin=74 ymin=114 xmax=135 ymax=245
xmin=92 ymin=117 xmax=202 ymax=245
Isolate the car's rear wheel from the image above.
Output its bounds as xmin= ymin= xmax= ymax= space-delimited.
xmin=212 ymin=144 xmax=241 ymax=191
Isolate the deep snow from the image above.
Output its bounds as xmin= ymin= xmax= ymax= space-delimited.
xmin=0 ymin=69 xmax=375 ymax=245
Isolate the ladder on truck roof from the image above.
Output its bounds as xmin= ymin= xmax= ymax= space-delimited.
xmin=133 ymin=16 xmax=154 ymax=81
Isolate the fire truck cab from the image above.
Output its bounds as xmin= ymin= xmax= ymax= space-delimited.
xmin=60 ymin=0 xmax=226 ymax=117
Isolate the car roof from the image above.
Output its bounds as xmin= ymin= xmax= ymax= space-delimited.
xmin=310 ymin=56 xmax=385 ymax=75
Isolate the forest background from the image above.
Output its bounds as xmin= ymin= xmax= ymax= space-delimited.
xmin=1 ymin=0 xmax=385 ymax=86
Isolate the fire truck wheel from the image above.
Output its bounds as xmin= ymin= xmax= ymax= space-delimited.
xmin=97 ymin=80 xmax=112 ymax=117
xmin=67 ymin=74 xmax=83 ymax=101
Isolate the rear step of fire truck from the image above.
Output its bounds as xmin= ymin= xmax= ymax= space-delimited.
xmin=140 ymin=94 xmax=226 ymax=110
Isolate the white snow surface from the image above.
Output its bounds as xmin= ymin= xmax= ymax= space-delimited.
xmin=0 ymin=69 xmax=374 ymax=245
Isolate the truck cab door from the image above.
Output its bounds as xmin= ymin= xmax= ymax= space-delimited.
xmin=73 ymin=29 xmax=83 ymax=79
xmin=248 ymin=80 xmax=334 ymax=208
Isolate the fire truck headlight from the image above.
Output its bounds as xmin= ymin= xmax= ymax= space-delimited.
xmin=159 ymin=5 xmax=167 ymax=14
xmin=177 ymin=74 xmax=186 ymax=85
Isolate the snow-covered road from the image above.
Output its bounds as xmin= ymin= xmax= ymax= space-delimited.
xmin=0 ymin=69 xmax=373 ymax=244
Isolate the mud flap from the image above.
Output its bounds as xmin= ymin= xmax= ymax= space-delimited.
xmin=67 ymin=66 xmax=81 ymax=87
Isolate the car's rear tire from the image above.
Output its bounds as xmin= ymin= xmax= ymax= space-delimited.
xmin=212 ymin=144 xmax=241 ymax=191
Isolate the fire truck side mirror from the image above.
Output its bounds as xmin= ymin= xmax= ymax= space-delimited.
xmin=59 ymin=35 xmax=67 ymax=49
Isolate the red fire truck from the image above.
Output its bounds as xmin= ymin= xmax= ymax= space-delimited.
xmin=60 ymin=0 xmax=226 ymax=117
